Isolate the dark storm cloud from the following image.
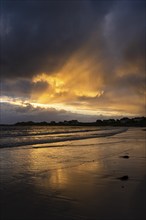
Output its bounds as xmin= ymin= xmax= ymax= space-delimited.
xmin=0 ymin=0 xmax=113 ymax=79
xmin=1 ymin=0 xmax=145 ymax=81
xmin=0 ymin=102 xmax=99 ymax=124
xmin=0 ymin=0 xmax=145 ymax=122
xmin=1 ymin=79 xmax=32 ymax=98
xmin=102 ymin=0 xmax=146 ymax=72
xmin=1 ymin=78 xmax=49 ymax=98
xmin=1 ymin=0 xmax=144 ymax=78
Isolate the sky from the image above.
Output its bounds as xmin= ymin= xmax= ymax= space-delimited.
xmin=0 ymin=0 xmax=146 ymax=124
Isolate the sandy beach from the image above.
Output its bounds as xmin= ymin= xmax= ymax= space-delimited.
xmin=0 ymin=127 xmax=146 ymax=220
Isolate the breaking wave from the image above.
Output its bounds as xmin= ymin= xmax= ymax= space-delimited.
xmin=0 ymin=126 xmax=128 ymax=148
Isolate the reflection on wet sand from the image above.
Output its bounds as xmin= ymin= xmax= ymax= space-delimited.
xmin=0 ymin=128 xmax=146 ymax=220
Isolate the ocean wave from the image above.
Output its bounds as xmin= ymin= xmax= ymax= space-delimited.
xmin=1 ymin=127 xmax=105 ymax=138
xmin=0 ymin=128 xmax=128 ymax=149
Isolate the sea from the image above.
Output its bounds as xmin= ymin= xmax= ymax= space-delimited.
xmin=0 ymin=125 xmax=128 ymax=148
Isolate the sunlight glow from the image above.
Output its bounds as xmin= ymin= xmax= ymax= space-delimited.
xmin=0 ymin=95 xmax=136 ymax=117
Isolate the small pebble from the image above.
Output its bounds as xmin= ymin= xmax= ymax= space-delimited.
xmin=120 ymin=155 xmax=129 ymax=159
xmin=118 ymin=175 xmax=129 ymax=181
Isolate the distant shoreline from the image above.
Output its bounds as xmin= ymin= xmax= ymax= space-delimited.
xmin=0 ymin=117 xmax=146 ymax=127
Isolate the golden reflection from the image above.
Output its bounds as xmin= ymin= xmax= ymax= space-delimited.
xmin=28 ymin=147 xmax=69 ymax=190
xmin=33 ymin=168 xmax=69 ymax=192
xmin=27 ymin=145 xmax=104 ymax=192
xmin=77 ymin=161 xmax=102 ymax=173
xmin=49 ymin=168 xmax=68 ymax=188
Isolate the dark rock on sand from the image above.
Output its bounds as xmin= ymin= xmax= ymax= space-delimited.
xmin=120 ymin=155 xmax=129 ymax=159
xmin=118 ymin=175 xmax=129 ymax=181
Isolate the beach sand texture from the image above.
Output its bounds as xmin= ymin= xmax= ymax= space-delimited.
xmin=0 ymin=127 xmax=146 ymax=220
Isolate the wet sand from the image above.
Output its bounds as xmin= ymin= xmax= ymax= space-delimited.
xmin=0 ymin=128 xmax=146 ymax=220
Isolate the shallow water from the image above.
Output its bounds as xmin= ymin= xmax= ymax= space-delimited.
xmin=0 ymin=127 xmax=146 ymax=220
xmin=0 ymin=125 xmax=127 ymax=148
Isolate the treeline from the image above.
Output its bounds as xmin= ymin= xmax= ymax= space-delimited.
xmin=96 ymin=117 xmax=146 ymax=127
xmin=11 ymin=117 xmax=146 ymax=127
